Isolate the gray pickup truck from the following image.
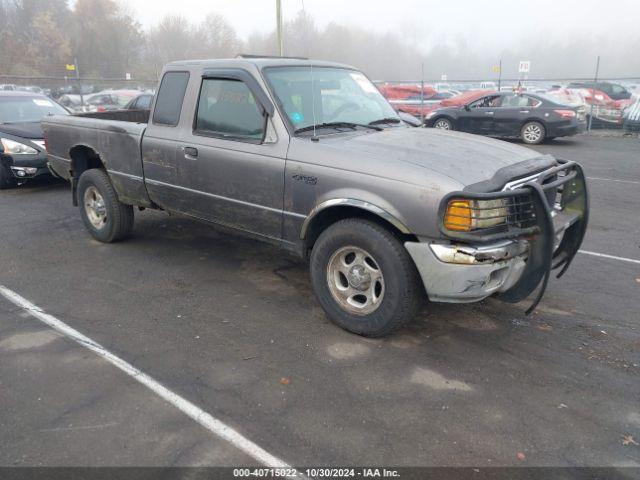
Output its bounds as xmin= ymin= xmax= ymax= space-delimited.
xmin=43 ymin=57 xmax=588 ymax=337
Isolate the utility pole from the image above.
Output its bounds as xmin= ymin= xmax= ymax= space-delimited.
xmin=498 ymin=59 xmax=502 ymax=91
xmin=74 ymin=57 xmax=84 ymax=106
xmin=276 ymin=0 xmax=284 ymax=57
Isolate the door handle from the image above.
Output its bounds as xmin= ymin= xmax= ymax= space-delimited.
xmin=183 ymin=146 xmax=198 ymax=158
xmin=485 ymin=111 xmax=495 ymax=115
xmin=520 ymin=110 xmax=530 ymax=114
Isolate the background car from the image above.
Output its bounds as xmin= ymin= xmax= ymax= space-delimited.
xmin=425 ymin=91 xmax=586 ymax=144
xmin=123 ymin=93 xmax=154 ymax=110
xmin=0 ymin=91 xmax=69 ymax=188
xmin=567 ymin=81 xmax=632 ymax=101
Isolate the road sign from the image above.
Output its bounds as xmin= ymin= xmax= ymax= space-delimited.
xmin=491 ymin=65 xmax=501 ymax=73
xmin=125 ymin=73 xmax=131 ymax=80
xmin=65 ymin=64 xmax=76 ymax=71
xmin=441 ymin=74 xmax=448 ymax=81
xmin=518 ymin=61 xmax=531 ymax=73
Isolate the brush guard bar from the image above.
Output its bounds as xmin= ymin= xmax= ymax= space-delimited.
xmin=438 ymin=160 xmax=589 ymax=314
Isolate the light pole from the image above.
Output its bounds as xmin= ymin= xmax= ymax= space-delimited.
xmin=276 ymin=0 xmax=284 ymax=56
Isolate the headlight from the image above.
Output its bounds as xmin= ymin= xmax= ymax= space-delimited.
xmin=444 ymin=198 xmax=509 ymax=232
xmin=1 ymin=138 xmax=38 ymax=155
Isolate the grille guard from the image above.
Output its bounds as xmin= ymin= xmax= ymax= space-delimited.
xmin=438 ymin=160 xmax=589 ymax=314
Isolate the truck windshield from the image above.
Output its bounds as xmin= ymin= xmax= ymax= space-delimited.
xmin=264 ymin=67 xmax=399 ymax=133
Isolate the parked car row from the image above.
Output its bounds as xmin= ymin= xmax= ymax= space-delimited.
xmin=58 ymin=90 xmax=153 ymax=113
xmin=378 ymin=80 xmax=637 ymax=141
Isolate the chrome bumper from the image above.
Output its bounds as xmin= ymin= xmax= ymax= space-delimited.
xmin=404 ymin=239 xmax=529 ymax=303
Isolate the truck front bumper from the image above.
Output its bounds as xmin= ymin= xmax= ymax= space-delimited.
xmin=405 ymin=239 xmax=529 ymax=303
xmin=406 ymin=159 xmax=589 ymax=308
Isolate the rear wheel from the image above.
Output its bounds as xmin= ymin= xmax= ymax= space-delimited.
xmin=0 ymin=163 xmax=17 ymax=189
xmin=77 ymin=169 xmax=134 ymax=243
xmin=433 ymin=117 xmax=454 ymax=130
xmin=310 ymin=219 xmax=423 ymax=337
xmin=521 ymin=121 xmax=545 ymax=144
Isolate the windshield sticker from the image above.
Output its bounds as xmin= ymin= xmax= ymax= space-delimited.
xmin=290 ymin=112 xmax=304 ymax=124
xmin=350 ymin=73 xmax=378 ymax=94
xmin=33 ymin=99 xmax=54 ymax=107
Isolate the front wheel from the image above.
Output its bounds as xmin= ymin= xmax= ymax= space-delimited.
xmin=310 ymin=219 xmax=423 ymax=337
xmin=433 ymin=117 xmax=454 ymax=130
xmin=521 ymin=121 xmax=546 ymax=145
xmin=77 ymin=169 xmax=134 ymax=243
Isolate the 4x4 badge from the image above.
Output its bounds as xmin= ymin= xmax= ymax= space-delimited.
xmin=292 ymin=174 xmax=318 ymax=185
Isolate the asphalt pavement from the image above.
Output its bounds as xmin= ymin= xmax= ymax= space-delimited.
xmin=0 ymin=133 xmax=638 ymax=470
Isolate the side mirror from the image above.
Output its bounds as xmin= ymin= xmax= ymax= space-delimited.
xmin=463 ymin=104 xmax=470 ymax=111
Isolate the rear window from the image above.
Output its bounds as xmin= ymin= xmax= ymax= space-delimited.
xmin=152 ymin=71 xmax=189 ymax=126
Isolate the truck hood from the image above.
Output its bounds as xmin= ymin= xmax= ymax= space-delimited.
xmin=0 ymin=121 xmax=43 ymax=140
xmin=313 ymin=127 xmax=555 ymax=189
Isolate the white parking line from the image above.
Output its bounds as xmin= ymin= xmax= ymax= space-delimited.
xmin=578 ymin=250 xmax=640 ymax=265
xmin=586 ymin=177 xmax=640 ymax=185
xmin=0 ymin=285 xmax=293 ymax=471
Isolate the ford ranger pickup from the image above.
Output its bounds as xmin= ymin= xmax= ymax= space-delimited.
xmin=43 ymin=57 xmax=589 ymax=337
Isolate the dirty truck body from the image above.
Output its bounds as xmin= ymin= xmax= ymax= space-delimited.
xmin=43 ymin=58 xmax=588 ymax=337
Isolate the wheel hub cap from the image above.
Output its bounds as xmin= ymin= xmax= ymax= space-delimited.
xmin=348 ymin=265 xmax=371 ymax=291
xmin=326 ymin=246 xmax=385 ymax=315
xmin=84 ymin=186 xmax=107 ymax=229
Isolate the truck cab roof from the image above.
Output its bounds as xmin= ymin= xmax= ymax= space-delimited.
xmin=164 ymin=56 xmax=356 ymax=72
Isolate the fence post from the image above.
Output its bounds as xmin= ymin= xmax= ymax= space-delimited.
xmin=587 ymin=55 xmax=600 ymax=132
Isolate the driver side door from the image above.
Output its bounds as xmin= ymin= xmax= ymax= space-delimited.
xmin=457 ymin=95 xmax=501 ymax=134
xmin=176 ymin=73 xmax=287 ymax=240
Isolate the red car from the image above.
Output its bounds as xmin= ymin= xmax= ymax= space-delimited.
xmin=378 ymin=83 xmax=446 ymax=118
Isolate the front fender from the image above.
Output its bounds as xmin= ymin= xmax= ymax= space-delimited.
xmin=299 ymin=198 xmax=411 ymax=240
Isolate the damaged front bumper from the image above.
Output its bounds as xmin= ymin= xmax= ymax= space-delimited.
xmin=405 ymin=160 xmax=589 ymax=310
xmin=405 ymin=239 xmax=529 ymax=303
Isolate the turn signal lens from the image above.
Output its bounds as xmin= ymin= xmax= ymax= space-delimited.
xmin=443 ymin=198 xmax=509 ymax=232
xmin=444 ymin=200 xmax=472 ymax=231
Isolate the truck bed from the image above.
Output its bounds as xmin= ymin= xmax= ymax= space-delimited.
xmin=43 ymin=110 xmax=151 ymax=207
xmin=75 ymin=109 xmax=150 ymax=123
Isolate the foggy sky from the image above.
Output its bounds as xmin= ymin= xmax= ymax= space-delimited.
xmin=132 ymin=0 xmax=640 ymax=50
xmin=126 ymin=0 xmax=640 ymax=79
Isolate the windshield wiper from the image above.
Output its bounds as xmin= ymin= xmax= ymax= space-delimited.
xmin=295 ymin=122 xmax=383 ymax=134
xmin=368 ymin=117 xmax=402 ymax=126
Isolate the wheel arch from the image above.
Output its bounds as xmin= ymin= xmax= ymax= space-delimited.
xmin=300 ymin=199 xmax=418 ymax=257
xmin=520 ymin=118 xmax=548 ymax=131
xmin=431 ymin=115 xmax=456 ymax=128
xmin=69 ymin=145 xmax=106 ymax=206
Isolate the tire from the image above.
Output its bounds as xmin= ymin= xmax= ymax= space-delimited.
xmin=521 ymin=121 xmax=546 ymax=145
xmin=0 ymin=162 xmax=17 ymax=190
xmin=310 ymin=219 xmax=423 ymax=337
xmin=77 ymin=169 xmax=134 ymax=243
xmin=432 ymin=117 xmax=454 ymax=130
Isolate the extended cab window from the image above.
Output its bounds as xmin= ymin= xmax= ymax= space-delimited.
xmin=194 ymin=78 xmax=265 ymax=141
xmin=153 ymin=71 xmax=189 ymax=126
